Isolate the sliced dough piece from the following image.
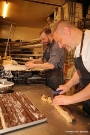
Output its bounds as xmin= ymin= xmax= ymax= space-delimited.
xmin=41 ymin=95 xmax=52 ymax=104
xmin=47 ymin=97 xmax=52 ymax=104
xmin=41 ymin=95 xmax=47 ymax=102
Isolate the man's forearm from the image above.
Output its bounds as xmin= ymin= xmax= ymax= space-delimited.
xmin=66 ymin=71 xmax=80 ymax=89
xmin=32 ymin=62 xmax=54 ymax=70
xmin=71 ymin=83 xmax=90 ymax=104
xmin=32 ymin=58 xmax=43 ymax=64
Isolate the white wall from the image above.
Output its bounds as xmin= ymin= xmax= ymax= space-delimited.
xmin=0 ymin=25 xmax=42 ymax=41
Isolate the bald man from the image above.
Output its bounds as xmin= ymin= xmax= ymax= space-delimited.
xmin=53 ymin=20 xmax=90 ymax=115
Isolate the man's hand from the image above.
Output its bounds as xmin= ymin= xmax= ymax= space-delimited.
xmin=52 ymin=95 xmax=73 ymax=106
xmin=25 ymin=61 xmax=35 ymax=69
xmin=56 ymin=84 xmax=70 ymax=95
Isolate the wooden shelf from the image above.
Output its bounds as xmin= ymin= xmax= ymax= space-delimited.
xmin=12 ymin=57 xmax=31 ymax=61
xmin=11 ymin=54 xmax=42 ymax=57
xmin=18 ymin=61 xmax=26 ymax=64
xmin=13 ymin=44 xmax=42 ymax=49
xmin=0 ymin=38 xmax=43 ymax=64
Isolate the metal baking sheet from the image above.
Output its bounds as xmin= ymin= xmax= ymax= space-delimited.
xmin=0 ymin=92 xmax=47 ymax=134
xmin=0 ymin=117 xmax=47 ymax=134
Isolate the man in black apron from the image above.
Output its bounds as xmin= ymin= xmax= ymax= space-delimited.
xmin=74 ymin=32 xmax=90 ymax=114
xmin=53 ymin=20 xmax=90 ymax=115
xmin=42 ymin=39 xmax=65 ymax=90
xmin=25 ymin=28 xmax=65 ymax=90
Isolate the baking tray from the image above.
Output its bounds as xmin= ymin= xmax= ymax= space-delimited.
xmin=0 ymin=92 xmax=47 ymax=134
xmin=0 ymin=117 xmax=47 ymax=134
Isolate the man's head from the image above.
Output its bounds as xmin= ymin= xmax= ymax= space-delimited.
xmin=40 ymin=28 xmax=53 ymax=46
xmin=53 ymin=20 xmax=78 ymax=51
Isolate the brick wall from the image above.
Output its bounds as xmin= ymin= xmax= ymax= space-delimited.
xmin=47 ymin=2 xmax=84 ymax=28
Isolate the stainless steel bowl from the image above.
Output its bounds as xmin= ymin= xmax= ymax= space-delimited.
xmin=0 ymin=81 xmax=14 ymax=94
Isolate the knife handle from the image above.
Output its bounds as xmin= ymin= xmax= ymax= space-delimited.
xmin=52 ymin=90 xmax=62 ymax=98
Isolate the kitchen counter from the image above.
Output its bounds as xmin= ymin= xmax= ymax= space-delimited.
xmin=2 ymin=84 xmax=90 ymax=135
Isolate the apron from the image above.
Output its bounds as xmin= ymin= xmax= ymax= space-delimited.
xmin=42 ymin=41 xmax=64 ymax=90
xmin=74 ymin=32 xmax=90 ymax=115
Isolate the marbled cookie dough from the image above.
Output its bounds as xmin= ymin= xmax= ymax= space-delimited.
xmin=41 ymin=95 xmax=52 ymax=104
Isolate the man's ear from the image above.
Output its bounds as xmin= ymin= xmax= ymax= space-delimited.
xmin=63 ymin=27 xmax=71 ymax=35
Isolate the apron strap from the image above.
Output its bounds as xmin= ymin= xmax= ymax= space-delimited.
xmin=80 ymin=31 xmax=84 ymax=56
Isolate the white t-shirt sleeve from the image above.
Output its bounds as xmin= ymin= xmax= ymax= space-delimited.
xmin=74 ymin=30 xmax=90 ymax=72
xmin=82 ymin=38 xmax=90 ymax=72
